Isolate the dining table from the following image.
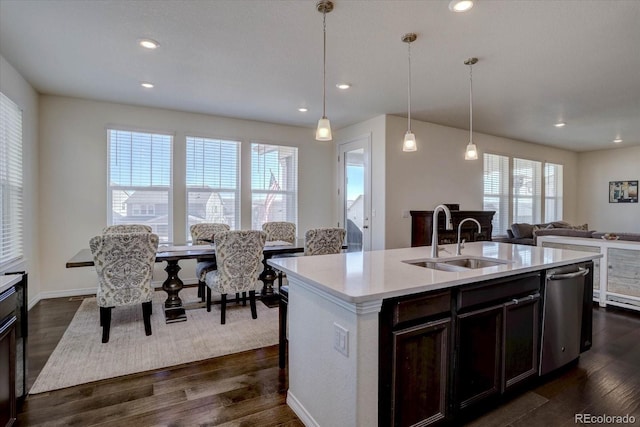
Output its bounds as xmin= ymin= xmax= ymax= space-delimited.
xmin=66 ymin=239 xmax=306 ymax=323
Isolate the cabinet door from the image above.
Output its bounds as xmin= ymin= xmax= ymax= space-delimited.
xmin=0 ymin=317 xmax=16 ymax=427
xmin=503 ymin=295 xmax=539 ymax=392
xmin=391 ymin=318 xmax=451 ymax=427
xmin=456 ymin=305 xmax=502 ymax=409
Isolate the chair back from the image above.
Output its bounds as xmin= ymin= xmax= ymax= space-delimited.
xmin=304 ymin=228 xmax=346 ymax=256
xmin=213 ymin=230 xmax=266 ymax=293
xmin=103 ymin=224 xmax=152 ymax=234
xmin=262 ymin=221 xmax=296 ymax=243
xmin=190 ymin=223 xmax=231 ymax=244
xmin=89 ymin=232 xmax=159 ymax=308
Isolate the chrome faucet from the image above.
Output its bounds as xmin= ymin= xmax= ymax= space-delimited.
xmin=456 ymin=218 xmax=482 ymax=256
xmin=431 ymin=204 xmax=453 ymax=258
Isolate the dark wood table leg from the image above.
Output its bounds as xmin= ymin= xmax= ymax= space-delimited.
xmin=259 ymin=254 xmax=279 ymax=308
xmin=162 ymin=259 xmax=187 ymax=323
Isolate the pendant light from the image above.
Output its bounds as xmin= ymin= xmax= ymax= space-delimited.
xmin=464 ymin=57 xmax=479 ymax=160
xmin=315 ymin=1 xmax=334 ymax=141
xmin=402 ymin=33 xmax=417 ymax=152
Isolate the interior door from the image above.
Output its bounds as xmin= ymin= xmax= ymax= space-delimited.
xmin=339 ymin=136 xmax=371 ymax=252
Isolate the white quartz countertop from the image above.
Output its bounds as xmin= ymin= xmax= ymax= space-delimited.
xmin=0 ymin=274 xmax=22 ymax=295
xmin=268 ymin=242 xmax=602 ymax=303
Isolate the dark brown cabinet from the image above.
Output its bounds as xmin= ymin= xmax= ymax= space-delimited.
xmin=455 ymin=273 xmax=541 ymax=411
xmin=410 ymin=210 xmax=495 ymax=247
xmin=0 ymin=273 xmax=27 ymax=427
xmin=380 ymin=290 xmax=452 ymax=427
xmin=456 ymin=305 xmax=503 ymax=408
xmin=392 ymin=318 xmax=450 ymax=426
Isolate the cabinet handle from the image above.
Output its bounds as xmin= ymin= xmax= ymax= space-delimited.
xmin=0 ymin=315 xmax=16 ymax=335
xmin=508 ymin=293 xmax=540 ymax=305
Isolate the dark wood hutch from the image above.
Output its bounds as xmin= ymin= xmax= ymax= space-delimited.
xmin=410 ymin=207 xmax=495 ymax=247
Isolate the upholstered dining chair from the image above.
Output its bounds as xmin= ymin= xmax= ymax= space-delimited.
xmin=262 ymin=221 xmax=296 ymax=288
xmin=262 ymin=221 xmax=296 ymax=244
xmin=103 ymin=224 xmax=152 ymax=234
xmin=304 ymin=227 xmax=346 ymax=256
xmin=279 ymin=226 xmax=346 ymax=368
xmin=190 ymin=223 xmax=231 ymax=302
xmin=205 ymin=230 xmax=266 ymax=324
xmin=89 ymin=232 xmax=159 ymax=343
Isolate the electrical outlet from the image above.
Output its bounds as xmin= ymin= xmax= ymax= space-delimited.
xmin=333 ymin=323 xmax=349 ymax=357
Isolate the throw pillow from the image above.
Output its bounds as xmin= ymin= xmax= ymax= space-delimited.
xmin=570 ymin=223 xmax=589 ymax=230
xmin=532 ymin=224 xmax=554 ymax=237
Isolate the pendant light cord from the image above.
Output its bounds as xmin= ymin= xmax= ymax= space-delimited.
xmin=407 ymin=41 xmax=412 ymax=132
xmin=322 ymin=10 xmax=327 ymax=119
xmin=469 ymin=62 xmax=473 ymax=143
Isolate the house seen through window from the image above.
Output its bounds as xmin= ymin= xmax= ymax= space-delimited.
xmin=107 ymin=129 xmax=172 ymax=242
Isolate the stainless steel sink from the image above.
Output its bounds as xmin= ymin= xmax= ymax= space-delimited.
xmin=403 ymin=260 xmax=469 ymax=272
xmin=439 ymin=257 xmax=511 ymax=269
xmin=403 ymin=256 xmax=511 ymax=271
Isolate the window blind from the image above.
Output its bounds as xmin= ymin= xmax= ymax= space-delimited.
xmin=107 ymin=129 xmax=172 ymax=242
xmin=513 ymin=157 xmax=542 ymax=225
xmin=544 ymin=162 xmax=563 ymax=222
xmin=186 ymin=136 xmax=240 ymax=236
xmin=251 ymin=143 xmax=298 ymax=231
xmin=483 ymin=153 xmax=509 ymax=236
xmin=0 ymin=92 xmax=23 ymax=267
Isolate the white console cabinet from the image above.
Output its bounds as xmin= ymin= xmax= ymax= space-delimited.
xmin=538 ymin=236 xmax=640 ymax=312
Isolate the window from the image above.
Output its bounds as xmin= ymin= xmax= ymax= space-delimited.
xmin=513 ymin=158 xmax=542 ymax=225
xmin=544 ymin=162 xmax=563 ymax=222
xmin=108 ymin=129 xmax=172 ymax=242
xmin=251 ymin=143 xmax=298 ymax=230
xmin=483 ymin=153 xmax=563 ymax=237
xmin=186 ymin=136 xmax=240 ymax=236
xmin=0 ymin=92 xmax=23 ymax=267
xmin=483 ymin=154 xmax=509 ymax=240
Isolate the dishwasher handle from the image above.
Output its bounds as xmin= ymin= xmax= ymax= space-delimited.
xmin=547 ymin=267 xmax=589 ymax=281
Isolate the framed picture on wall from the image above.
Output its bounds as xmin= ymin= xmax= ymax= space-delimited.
xmin=609 ymin=180 xmax=638 ymax=203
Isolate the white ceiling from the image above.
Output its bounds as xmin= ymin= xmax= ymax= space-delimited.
xmin=1 ymin=0 xmax=639 ymax=152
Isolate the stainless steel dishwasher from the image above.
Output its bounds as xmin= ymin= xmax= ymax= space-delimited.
xmin=539 ymin=264 xmax=590 ymax=375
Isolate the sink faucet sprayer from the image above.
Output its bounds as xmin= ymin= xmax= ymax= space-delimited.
xmin=456 ymin=218 xmax=482 ymax=256
xmin=431 ymin=204 xmax=454 ymax=258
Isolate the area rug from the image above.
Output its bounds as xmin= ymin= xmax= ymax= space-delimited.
xmin=29 ymin=288 xmax=278 ymax=394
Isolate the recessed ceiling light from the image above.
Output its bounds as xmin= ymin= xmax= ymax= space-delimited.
xmin=554 ymin=122 xmax=566 ymax=128
xmin=336 ymin=83 xmax=351 ymax=90
xmin=613 ymin=138 xmax=623 ymax=143
xmin=298 ymin=107 xmax=308 ymax=112
xmin=139 ymin=39 xmax=159 ymax=49
xmin=449 ymin=0 xmax=474 ymax=12
xmin=141 ymin=82 xmax=154 ymax=89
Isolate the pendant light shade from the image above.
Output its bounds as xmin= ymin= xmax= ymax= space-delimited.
xmin=315 ymin=1 xmax=334 ymax=141
xmin=464 ymin=57 xmax=479 ymax=160
xmin=316 ymin=117 xmax=332 ymax=141
xmin=402 ymin=33 xmax=418 ymax=152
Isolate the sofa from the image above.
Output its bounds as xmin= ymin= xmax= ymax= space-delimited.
xmin=503 ymin=221 xmax=640 ymax=245
xmin=504 ymin=221 xmax=592 ymax=245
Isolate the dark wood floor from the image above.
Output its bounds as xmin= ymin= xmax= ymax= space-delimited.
xmin=16 ymin=297 xmax=640 ymax=426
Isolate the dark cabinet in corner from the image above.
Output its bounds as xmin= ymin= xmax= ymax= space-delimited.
xmin=410 ymin=210 xmax=495 ymax=247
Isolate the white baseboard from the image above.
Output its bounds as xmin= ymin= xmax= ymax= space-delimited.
xmin=287 ymin=390 xmax=319 ymax=427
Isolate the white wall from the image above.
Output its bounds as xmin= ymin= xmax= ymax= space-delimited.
xmin=384 ymin=115 xmax=581 ymax=249
xmin=38 ymin=95 xmax=334 ymax=296
xmin=578 ymin=145 xmax=640 ymax=232
xmin=0 ymin=55 xmax=40 ymax=302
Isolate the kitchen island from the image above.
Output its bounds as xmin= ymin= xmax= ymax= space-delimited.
xmin=269 ymin=241 xmax=601 ymax=427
